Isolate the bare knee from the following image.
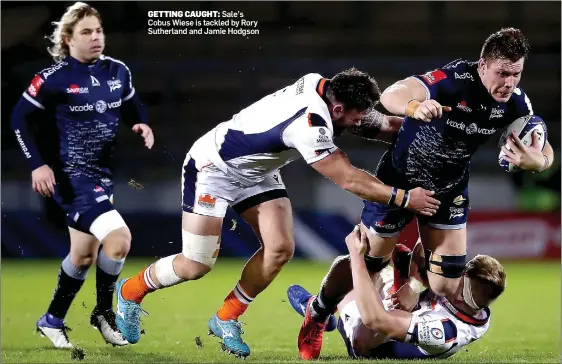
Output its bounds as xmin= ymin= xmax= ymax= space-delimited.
xmin=265 ymin=239 xmax=295 ymax=267
xmin=69 ymin=228 xmax=100 ymax=267
xmin=70 ymin=251 xmax=98 ymax=267
xmin=102 ymin=227 xmax=131 ymax=259
xmin=174 ymin=254 xmax=212 ymax=280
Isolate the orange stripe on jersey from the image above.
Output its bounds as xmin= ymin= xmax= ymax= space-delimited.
xmin=445 ymin=337 xmax=457 ymax=344
xmin=316 ymin=78 xmax=327 ymax=97
xmin=308 ymin=113 xmax=312 ymax=127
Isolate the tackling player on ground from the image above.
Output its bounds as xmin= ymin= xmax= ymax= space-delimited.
xmin=10 ymin=2 xmax=153 ymax=349
xmin=115 ymin=69 xmax=440 ymax=356
xmin=289 ymin=227 xmax=506 ymax=359
xmin=296 ymin=27 xmax=554 ymax=360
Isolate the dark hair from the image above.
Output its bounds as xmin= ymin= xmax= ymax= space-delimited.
xmin=480 ymin=27 xmax=530 ymax=62
xmin=328 ymin=68 xmax=380 ymax=112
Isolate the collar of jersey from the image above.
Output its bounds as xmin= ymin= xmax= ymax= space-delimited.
xmin=316 ymin=78 xmax=330 ymax=105
xmin=441 ymin=296 xmax=490 ymax=326
xmin=66 ymin=55 xmax=103 ymax=71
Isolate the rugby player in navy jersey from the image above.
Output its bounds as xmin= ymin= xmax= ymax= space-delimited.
xmin=297 ymin=28 xmax=555 ymax=360
xmin=10 ymin=2 xmax=153 ymax=348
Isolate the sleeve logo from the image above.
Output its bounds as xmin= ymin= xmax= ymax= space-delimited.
xmin=422 ymin=70 xmax=447 ymax=85
xmin=27 ymin=75 xmax=44 ymax=97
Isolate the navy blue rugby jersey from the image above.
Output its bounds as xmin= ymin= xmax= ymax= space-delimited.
xmin=389 ymin=59 xmax=533 ymax=193
xmin=11 ymin=55 xmax=147 ymax=182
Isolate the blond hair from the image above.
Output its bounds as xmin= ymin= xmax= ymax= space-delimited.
xmin=465 ymin=254 xmax=507 ymax=306
xmin=47 ymin=2 xmax=101 ymax=62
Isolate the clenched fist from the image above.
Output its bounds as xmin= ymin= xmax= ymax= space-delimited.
xmin=406 ymin=99 xmax=451 ymax=122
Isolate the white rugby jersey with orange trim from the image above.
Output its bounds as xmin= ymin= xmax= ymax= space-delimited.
xmin=339 ymin=269 xmax=491 ymax=359
xmin=187 ymin=73 xmax=338 ymax=187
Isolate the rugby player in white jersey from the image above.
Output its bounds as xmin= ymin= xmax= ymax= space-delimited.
xmin=115 ymin=69 xmax=441 ymax=356
xmin=289 ymin=226 xmax=506 ymax=359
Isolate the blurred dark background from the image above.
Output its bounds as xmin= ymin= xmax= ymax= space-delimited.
xmin=2 ymin=1 xmax=560 ymax=260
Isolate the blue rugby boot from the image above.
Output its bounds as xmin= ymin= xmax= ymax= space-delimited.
xmin=208 ymin=313 xmax=251 ymax=357
xmin=287 ymin=284 xmax=337 ymax=332
xmin=115 ymin=278 xmax=143 ymax=344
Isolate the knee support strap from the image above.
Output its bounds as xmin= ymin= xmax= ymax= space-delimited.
xmin=182 ymin=229 xmax=220 ymax=268
xmin=424 ymin=249 xmax=466 ymax=278
xmin=89 ymin=209 xmax=128 ymax=242
xmin=154 ymin=254 xmax=182 ymax=287
xmin=364 ymin=253 xmax=391 ymax=273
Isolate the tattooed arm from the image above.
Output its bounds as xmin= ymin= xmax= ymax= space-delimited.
xmin=348 ymin=109 xmax=403 ymax=144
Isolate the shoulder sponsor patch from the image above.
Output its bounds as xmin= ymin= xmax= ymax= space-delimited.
xmin=422 ymin=70 xmax=447 ymax=85
xmin=27 ymin=75 xmax=44 ymax=97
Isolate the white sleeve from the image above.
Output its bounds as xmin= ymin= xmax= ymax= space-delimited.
xmin=405 ymin=313 xmax=457 ymax=355
xmin=282 ymin=112 xmax=338 ymax=164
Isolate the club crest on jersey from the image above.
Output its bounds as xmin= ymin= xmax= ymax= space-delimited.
xmin=456 ymin=101 xmax=472 ymax=113
xmin=107 ymin=79 xmax=122 ymax=92
xmin=27 ymin=75 xmax=44 ymax=97
xmin=421 ymin=70 xmax=447 ymax=85
xmin=198 ymin=194 xmax=217 ymax=209
xmin=489 ymin=107 xmax=504 ymax=120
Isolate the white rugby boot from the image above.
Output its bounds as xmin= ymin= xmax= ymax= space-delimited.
xmin=36 ymin=313 xmax=74 ymax=349
xmin=90 ymin=308 xmax=129 ymax=346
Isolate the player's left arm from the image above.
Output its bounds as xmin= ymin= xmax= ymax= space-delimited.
xmin=348 ymin=109 xmax=403 ymax=144
xmin=120 ymin=62 xmax=154 ymax=149
xmin=346 ymin=226 xmax=413 ymax=341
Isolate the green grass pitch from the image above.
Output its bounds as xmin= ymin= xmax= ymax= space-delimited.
xmin=1 ymin=258 xmax=560 ymax=363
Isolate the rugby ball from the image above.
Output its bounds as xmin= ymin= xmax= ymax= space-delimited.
xmin=498 ymin=115 xmax=548 ymax=172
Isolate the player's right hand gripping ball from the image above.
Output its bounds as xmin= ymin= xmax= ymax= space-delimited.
xmin=498 ymin=115 xmax=548 ymax=172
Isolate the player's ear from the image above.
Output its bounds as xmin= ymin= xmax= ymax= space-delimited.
xmin=332 ymin=104 xmax=344 ymax=117
xmin=63 ymin=34 xmax=72 ymax=46
xmin=477 ymin=59 xmax=488 ymax=78
xmin=478 ymin=58 xmax=488 ymax=71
